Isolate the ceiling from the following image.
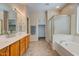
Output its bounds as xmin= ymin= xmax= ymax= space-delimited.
xmin=26 ymin=3 xmax=66 ymax=12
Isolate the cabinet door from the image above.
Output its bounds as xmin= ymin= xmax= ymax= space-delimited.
xmin=0 ymin=46 xmax=9 ymax=56
xmin=20 ymin=37 xmax=26 ymax=55
xmin=10 ymin=41 xmax=20 ymax=56
xmin=26 ymin=35 xmax=30 ymax=49
xmin=0 ymin=49 xmax=6 ymax=56
xmin=5 ymin=46 xmax=9 ymax=56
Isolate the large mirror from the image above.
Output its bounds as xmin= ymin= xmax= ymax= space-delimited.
xmin=0 ymin=10 xmax=17 ymax=35
xmin=0 ymin=4 xmax=17 ymax=35
xmin=8 ymin=10 xmax=17 ymax=33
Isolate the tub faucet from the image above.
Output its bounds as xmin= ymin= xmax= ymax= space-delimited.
xmin=60 ymin=40 xmax=65 ymax=43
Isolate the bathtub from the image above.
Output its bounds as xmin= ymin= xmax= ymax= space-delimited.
xmin=53 ymin=34 xmax=79 ymax=56
xmin=61 ymin=42 xmax=79 ymax=56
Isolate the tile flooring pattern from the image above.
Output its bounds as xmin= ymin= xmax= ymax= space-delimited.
xmin=23 ymin=40 xmax=59 ymax=56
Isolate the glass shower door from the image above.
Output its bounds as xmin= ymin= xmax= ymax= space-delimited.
xmin=53 ymin=15 xmax=70 ymax=34
xmin=48 ymin=19 xmax=52 ymax=43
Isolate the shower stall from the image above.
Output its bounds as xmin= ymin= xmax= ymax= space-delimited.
xmin=48 ymin=15 xmax=71 ymax=44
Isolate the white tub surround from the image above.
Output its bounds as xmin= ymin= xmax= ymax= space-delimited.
xmin=53 ymin=34 xmax=79 ymax=56
xmin=0 ymin=32 xmax=29 ymax=50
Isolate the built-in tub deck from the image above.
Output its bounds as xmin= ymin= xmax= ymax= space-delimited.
xmin=53 ymin=34 xmax=79 ymax=56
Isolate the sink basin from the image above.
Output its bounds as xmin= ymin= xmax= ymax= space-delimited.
xmin=0 ymin=35 xmax=6 ymax=39
xmin=0 ymin=34 xmax=15 ymax=39
xmin=6 ymin=34 xmax=15 ymax=38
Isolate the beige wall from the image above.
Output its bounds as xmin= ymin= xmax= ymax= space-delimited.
xmin=29 ymin=12 xmax=38 ymax=41
xmin=71 ymin=14 xmax=76 ymax=34
xmin=29 ymin=11 xmax=46 ymax=41
xmin=45 ymin=9 xmax=59 ymax=43
xmin=60 ymin=4 xmax=76 ymax=15
xmin=47 ymin=9 xmax=59 ymax=20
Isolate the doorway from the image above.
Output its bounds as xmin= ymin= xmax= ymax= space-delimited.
xmin=38 ymin=25 xmax=45 ymax=40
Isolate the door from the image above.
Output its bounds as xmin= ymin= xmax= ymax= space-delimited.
xmin=0 ymin=46 xmax=9 ymax=56
xmin=20 ymin=37 xmax=26 ymax=55
xmin=10 ymin=41 xmax=20 ymax=56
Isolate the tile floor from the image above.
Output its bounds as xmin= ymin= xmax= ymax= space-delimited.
xmin=23 ymin=39 xmax=59 ymax=56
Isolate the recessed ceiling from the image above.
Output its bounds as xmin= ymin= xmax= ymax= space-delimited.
xmin=26 ymin=3 xmax=66 ymax=12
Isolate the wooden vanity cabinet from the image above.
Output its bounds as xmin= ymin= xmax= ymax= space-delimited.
xmin=0 ymin=46 xmax=9 ymax=56
xmin=20 ymin=37 xmax=26 ymax=55
xmin=9 ymin=41 xmax=20 ymax=56
xmin=0 ymin=35 xmax=30 ymax=56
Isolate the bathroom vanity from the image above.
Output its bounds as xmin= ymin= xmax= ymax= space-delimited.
xmin=0 ymin=32 xmax=30 ymax=56
xmin=0 ymin=4 xmax=30 ymax=56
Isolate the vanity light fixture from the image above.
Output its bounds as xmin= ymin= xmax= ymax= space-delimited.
xmin=45 ymin=3 xmax=50 ymax=6
xmin=56 ymin=6 xmax=60 ymax=9
xmin=12 ymin=8 xmax=16 ymax=11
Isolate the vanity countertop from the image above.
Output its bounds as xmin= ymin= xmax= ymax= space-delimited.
xmin=0 ymin=32 xmax=29 ymax=50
